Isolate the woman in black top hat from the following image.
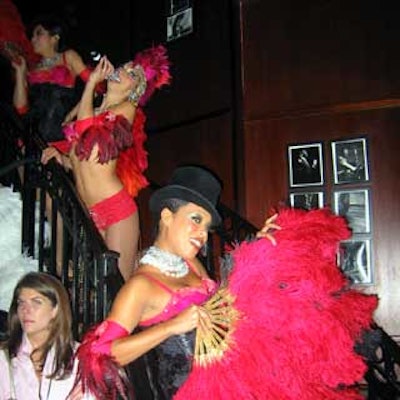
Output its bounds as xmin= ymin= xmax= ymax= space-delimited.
xmin=73 ymin=165 xmax=278 ymax=399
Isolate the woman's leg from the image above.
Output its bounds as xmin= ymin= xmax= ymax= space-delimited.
xmin=105 ymin=211 xmax=140 ymax=281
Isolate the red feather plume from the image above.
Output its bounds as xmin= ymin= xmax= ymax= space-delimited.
xmin=116 ymin=107 xmax=149 ymax=197
xmin=0 ymin=0 xmax=38 ymax=65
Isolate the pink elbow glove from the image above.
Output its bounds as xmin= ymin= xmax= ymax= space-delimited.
xmin=88 ymin=319 xmax=129 ymax=355
xmin=75 ymin=320 xmax=132 ymax=400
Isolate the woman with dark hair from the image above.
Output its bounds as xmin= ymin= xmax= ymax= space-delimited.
xmin=0 ymin=271 xmax=93 ymax=399
xmin=11 ymin=14 xmax=91 ymax=142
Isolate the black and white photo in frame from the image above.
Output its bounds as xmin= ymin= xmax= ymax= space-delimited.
xmin=288 ymin=143 xmax=324 ymax=187
xmin=332 ymin=137 xmax=369 ymax=184
xmin=290 ymin=191 xmax=324 ymax=210
xmin=338 ymin=239 xmax=373 ymax=284
xmin=333 ymin=189 xmax=371 ymax=234
xmin=167 ymin=7 xmax=193 ymax=41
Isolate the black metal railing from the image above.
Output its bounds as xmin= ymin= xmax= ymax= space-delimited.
xmin=356 ymin=326 xmax=400 ymax=399
xmin=0 ymin=102 xmax=123 ymax=338
xmin=22 ymin=134 xmax=123 ymax=338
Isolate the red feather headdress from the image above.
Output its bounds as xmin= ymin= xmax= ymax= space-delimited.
xmin=131 ymin=44 xmax=171 ymax=106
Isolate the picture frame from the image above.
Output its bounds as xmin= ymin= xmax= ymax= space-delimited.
xmin=333 ymin=189 xmax=371 ymax=234
xmin=288 ymin=143 xmax=324 ymax=187
xmin=331 ymin=137 xmax=369 ymax=184
xmin=168 ymin=0 xmax=191 ymax=14
xmin=338 ymin=239 xmax=373 ymax=284
xmin=167 ymin=7 xmax=193 ymax=42
xmin=289 ymin=191 xmax=324 ymax=210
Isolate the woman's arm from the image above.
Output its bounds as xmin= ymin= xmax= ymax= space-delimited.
xmin=62 ymin=102 xmax=80 ymax=125
xmin=65 ymin=49 xmax=87 ymax=77
xmin=12 ymin=56 xmax=28 ymax=112
xmin=106 ymin=275 xmax=201 ymax=366
xmin=41 ymin=147 xmax=72 ymax=170
xmin=77 ymin=56 xmax=113 ymax=120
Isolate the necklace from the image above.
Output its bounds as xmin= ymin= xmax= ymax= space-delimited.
xmin=139 ymin=246 xmax=189 ymax=278
xmin=37 ymin=53 xmax=61 ymax=69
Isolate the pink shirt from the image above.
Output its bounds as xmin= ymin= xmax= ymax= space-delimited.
xmin=0 ymin=335 xmax=93 ymax=400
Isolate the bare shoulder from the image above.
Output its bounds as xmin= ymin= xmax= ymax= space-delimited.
xmin=64 ymin=49 xmax=81 ymax=62
xmin=107 ymin=273 xmax=154 ymax=330
xmin=64 ymin=49 xmax=86 ymax=73
xmin=113 ymin=273 xmax=153 ymax=303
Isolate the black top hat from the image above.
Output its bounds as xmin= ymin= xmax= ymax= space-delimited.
xmin=149 ymin=166 xmax=222 ymax=226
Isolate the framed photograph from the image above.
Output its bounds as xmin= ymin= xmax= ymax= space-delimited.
xmin=338 ymin=239 xmax=373 ymax=284
xmin=333 ymin=189 xmax=371 ymax=234
xmin=332 ymin=137 xmax=369 ymax=184
xmin=290 ymin=191 xmax=324 ymax=210
xmin=167 ymin=7 xmax=193 ymax=42
xmin=168 ymin=0 xmax=191 ymax=14
xmin=288 ymin=143 xmax=324 ymax=187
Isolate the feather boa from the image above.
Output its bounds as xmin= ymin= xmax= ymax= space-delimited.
xmin=116 ymin=108 xmax=149 ymax=197
xmin=175 ymin=207 xmax=378 ymax=400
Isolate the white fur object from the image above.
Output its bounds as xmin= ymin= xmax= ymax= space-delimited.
xmin=0 ymin=186 xmax=38 ymax=311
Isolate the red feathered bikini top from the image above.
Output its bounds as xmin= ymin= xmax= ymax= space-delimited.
xmin=62 ymin=111 xmax=133 ymax=164
xmin=51 ymin=109 xmax=149 ymax=198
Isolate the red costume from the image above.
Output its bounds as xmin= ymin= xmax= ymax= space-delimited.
xmin=52 ymin=108 xmax=148 ymax=230
xmin=52 ymin=45 xmax=170 ymax=231
xmin=89 ymin=188 xmax=137 ymax=231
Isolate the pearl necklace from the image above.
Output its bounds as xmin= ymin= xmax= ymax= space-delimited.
xmin=139 ymin=246 xmax=189 ymax=278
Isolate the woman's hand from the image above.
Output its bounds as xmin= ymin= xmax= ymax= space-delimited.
xmin=89 ymin=56 xmax=114 ymax=85
xmin=11 ymin=55 xmax=27 ymax=76
xmin=41 ymin=146 xmax=64 ymax=166
xmin=256 ymin=213 xmax=281 ymax=245
xmin=168 ymin=305 xmax=204 ymax=335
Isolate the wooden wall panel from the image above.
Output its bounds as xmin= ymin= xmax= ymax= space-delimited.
xmin=243 ymin=107 xmax=400 ymax=337
xmin=241 ymin=0 xmax=400 ymax=119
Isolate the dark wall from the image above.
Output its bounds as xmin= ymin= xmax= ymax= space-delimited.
xmin=12 ymin=0 xmax=133 ymax=64
xmin=132 ymin=0 xmax=239 ymax=246
xmin=240 ymin=0 xmax=400 ymax=337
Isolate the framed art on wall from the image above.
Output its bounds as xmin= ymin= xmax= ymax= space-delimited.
xmin=167 ymin=6 xmax=193 ymax=41
xmin=332 ymin=137 xmax=369 ymax=184
xmin=288 ymin=143 xmax=324 ymax=188
xmin=289 ymin=191 xmax=324 ymax=210
xmin=338 ymin=239 xmax=373 ymax=284
xmin=333 ymin=188 xmax=371 ymax=234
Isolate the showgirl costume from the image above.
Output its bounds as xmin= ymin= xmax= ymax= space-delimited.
xmin=75 ymin=207 xmax=378 ymax=400
xmin=50 ymin=45 xmax=171 ymax=231
xmin=0 ymin=0 xmax=98 ymax=142
xmin=136 ymin=265 xmax=218 ymax=399
xmin=25 ymin=53 xmax=82 ymax=142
